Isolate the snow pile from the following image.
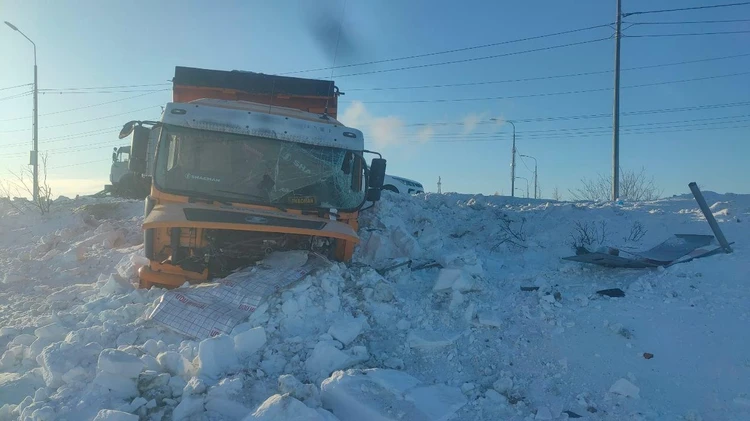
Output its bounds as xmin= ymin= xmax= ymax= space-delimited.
xmin=0 ymin=191 xmax=749 ymax=420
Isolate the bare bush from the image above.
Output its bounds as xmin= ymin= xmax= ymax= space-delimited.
xmin=3 ymin=153 xmax=53 ymax=214
xmin=568 ymin=220 xmax=608 ymax=252
xmin=624 ymin=221 xmax=647 ymax=243
xmin=491 ymin=212 xmax=527 ymax=250
xmin=552 ymin=186 xmax=562 ymax=201
xmin=569 ymin=167 xmax=662 ymax=202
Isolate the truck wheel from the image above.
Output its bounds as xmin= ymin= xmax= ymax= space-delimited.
xmin=383 ymin=185 xmax=399 ymax=194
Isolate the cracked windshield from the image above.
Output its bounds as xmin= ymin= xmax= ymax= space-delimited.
xmin=154 ymin=126 xmax=365 ymax=210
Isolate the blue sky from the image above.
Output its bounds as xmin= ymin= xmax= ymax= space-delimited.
xmin=1 ymin=0 xmax=748 ymax=198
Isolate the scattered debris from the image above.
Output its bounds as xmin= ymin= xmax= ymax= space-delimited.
xmin=597 ymin=288 xmax=625 ymax=298
xmin=564 ymin=234 xmax=720 ymax=268
xmin=609 ymin=378 xmax=640 ymax=399
xmin=643 ymin=352 xmax=654 ymax=360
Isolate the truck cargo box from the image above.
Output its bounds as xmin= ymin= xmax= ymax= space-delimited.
xmin=173 ymin=66 xmax=340 ymax=118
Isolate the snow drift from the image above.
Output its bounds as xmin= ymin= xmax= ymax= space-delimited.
xmin=0 ymin=191 xmax=748 ymax=420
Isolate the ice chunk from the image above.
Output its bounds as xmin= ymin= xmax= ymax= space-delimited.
xmin=234 ymin=327 xmax=267 ymax=359
xmin=196 ymin=335 xmax=239 ymax=381
xmin=407 ymin=384 xmax=468 ymax=421
xmin=484 ymin=389 xmax=507 ymax=404
xmin=407 ymin=330 xmax=462 ymax=349
xmin=100 ymin=274 xmax=134 ymax=296
xmin=493 ymin=376 xmax=513 ymax=394
xmin=609 ymin=378 xmax=640 ymax=398
xmin=0 ymin=327 xmax=19 ymax=338
xmin=433 ymin=268 xmax=475 ymax=292
xmin=261 ymin=250 xmax=309 ymax=269
xmin=433 ymin=268 xmax=461 ymax=291
xmin=327 ymin=317 xmax=368 ymax=346
xmin=0 ymin=372 xmax=44 ymax=406
xmin=140 ymin=354 xmax=161 ymax=372
xmin=34 ymin=323 xmax=67 ymax=342
xmin=320 ymin=369 xmax=466 ymax=421
xmin=278 ymin=374 xmax=321 ymax=407
xmin=305 ymin=342 xmax=367 ymax=380
xmin=477 ymin=312 xmax=502 ymax=328
xmin=92 ymin=409 xmax=139 ymax=421
xmin=205 ymin=396 xmax=252 ymax=419
xmin=172 ymin=394 xmax=205 ymax=420
xmin=157 ymin=351 xmax=192 ymax=378
xmin=98 ymin=349 xmax=145 ymax=378
xmin=248 ymin=394 xmax=329 ymax=420
xmin=11 ymin=334 xmax=36 ymax=347
xmin=535 ymin=406 xmax=554 ymax=420
xmin=93 ymin=371 xmax=138 ymax=399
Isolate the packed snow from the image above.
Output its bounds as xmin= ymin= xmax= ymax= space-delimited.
xmin=0 ymin=190 xmax=748 ymax=420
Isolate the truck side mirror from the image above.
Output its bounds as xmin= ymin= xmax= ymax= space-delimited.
xmin=129 ymin=126 xmax=150 ymax=174
xmin=369 ymin=158 xmax=386 ymax=189
xmin=366 ymin=158 xmax=387 ymax=202
xmin=118 ymin=121 xmax=137 ymax=139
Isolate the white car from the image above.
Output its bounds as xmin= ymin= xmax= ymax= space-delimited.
xmin=382 ymin=174 xmax=424 ymax=195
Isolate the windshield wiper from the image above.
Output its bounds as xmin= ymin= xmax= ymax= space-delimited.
xmin=214 ymin=189 xmax=267 ymax=202
xmin=214 ymin=189 xmax=287 ymax=212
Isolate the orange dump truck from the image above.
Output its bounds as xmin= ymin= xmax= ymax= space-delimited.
xmin=119 ymin=66 xmax=386 ymax=289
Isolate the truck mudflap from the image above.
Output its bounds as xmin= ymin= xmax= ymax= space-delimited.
xmin=143 ymin=202 xmax=359 ymax=243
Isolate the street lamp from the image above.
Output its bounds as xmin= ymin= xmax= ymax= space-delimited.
xmin=515 ymin=176 xmax=529 ymax=198
xmin=5 ymin=21 xmax=38 ymax=202
xmin=519 ymin=154 xmax=537 ymax=199
xmin=490 ymin=118 xmax=516 ymax=197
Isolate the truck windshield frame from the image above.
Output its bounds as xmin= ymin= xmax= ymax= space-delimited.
xmin=152 ymin=125 xmax=367 ymax=212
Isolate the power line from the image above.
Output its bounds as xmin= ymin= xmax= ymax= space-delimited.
xmin=343 ymin=71 xmax=750 ymax=104
xmin=626 ymin=18 xmax=750 ymax=25
xmin=41 ymin=83 xmax=171 ymax=91
xmin=623 ymin=1 xmax=750 ymax=17
xmin=0 ymin=105 xmax=160 ymax=133
xmin=335 ymin=37 xmax=611 ymax=78
xmin=625 ymin=30 xmax=750 ymax=37
xmin=395 ymin=123 xmax=750 ymax=144
xmin=280 ymin=23 xmax=614 ymax=75
xmin=39 ymin=89 xmax=171 ymax=95
xmin=0 ymin=139 xmax=123 ymax=158
xmin=423 ymin=114 xmax=750 ymax=138
xmin=0 ymin=91 xmax=32 ymax=102
xmin=404 ymin=100 xmax=750 ymax=127
xmin=345 ymin=52 xmax=750 ymax=92
xmin=48 ymin=159 xmax=110 ymax=170
xmin=0 ymin=90 xmax=168 ymax=123
xmin=1 ymin=126 xmax=122 ymax=148
xmin=0 ymin=83 xmax=32 ymax=92
xmin=419 ymin=116 xmax=750 ymax=140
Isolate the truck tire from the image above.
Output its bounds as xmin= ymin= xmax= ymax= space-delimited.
xmin=383 ymin=185 xmax=399 ymax=194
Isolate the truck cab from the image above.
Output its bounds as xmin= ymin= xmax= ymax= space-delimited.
xmin=121 ymin=67 xmax=387 ymax=289
xmin=110 ymin=146 xmax=130 ymax=185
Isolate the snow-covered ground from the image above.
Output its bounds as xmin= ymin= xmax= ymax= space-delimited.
xmin=0 ymin=190 xmax=748 ymax=421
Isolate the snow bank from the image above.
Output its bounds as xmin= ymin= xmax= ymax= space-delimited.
xmin=1 ymin=191 xmax=749 ymax=420
xmin=320 ymin=369 xmax=467 ymax=421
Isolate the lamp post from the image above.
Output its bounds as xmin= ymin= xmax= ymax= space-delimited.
xmin=5 ymin=21 xmax=38 ymax=202
xmin=515 ymin=176 xmax=529 ymax=198
xmin=490 ymin=118 xmax=516 ymax=197
xmin=519 ymin=154 xmax=537 ymax=199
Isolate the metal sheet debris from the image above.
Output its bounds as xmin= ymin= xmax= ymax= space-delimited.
xmin=148 ymin=253 xmax=326 ymax=339
xmin=563 ymin=234 xmax=722 ymax=268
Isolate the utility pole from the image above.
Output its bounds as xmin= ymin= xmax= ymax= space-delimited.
xmin=5 ymin=21 xmax=38 ymax=202
xmin=509 ymin=121 xmax=516 ymax=198
xmin=520 ymin=154 xmax=537 ymax=199
xmin=612 ymin=0 xmax=622 ymax=201
xmin=437 ymin=176 xmax=442 ymax=194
